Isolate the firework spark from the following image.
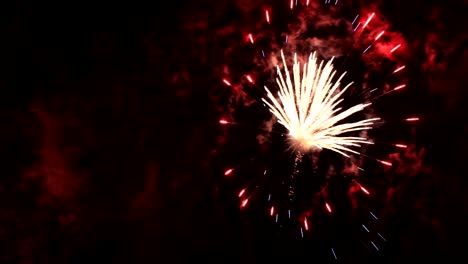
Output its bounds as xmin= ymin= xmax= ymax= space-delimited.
xmin=262 ymin=51 xmax=380 ymax=157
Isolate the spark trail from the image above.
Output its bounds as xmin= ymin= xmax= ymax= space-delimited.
xmin=262 ymin=50 xmax=380 ymax=157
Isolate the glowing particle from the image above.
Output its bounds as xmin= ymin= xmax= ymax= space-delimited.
xmin=306 ymin=0 xmax=310 ymax=6
xmin=268 ymin=194 xmax=271 ymax=201
xmin=241 ymin=198 xmax=249 ymax=207
xmin=262 ymin=50 xmax=265 ymax=57
xmin=331 ymin=248 xmax=337 ymax=260
xmin=379 ymin=160 xmax=392 ymax=167
xmin=238 ymin=188 xmax=245 ymax=197
xmin=360 ymin=185 xmax=370 ymax=195
xmin=219 ymin=119 xmax=229 ymax=125
xmin=370 ymin=211 xmax=378 ymax=220
xmin=300 ymin=227 xmax=304 ymax=238
xmin=285 ymin=35 xmax=288 ymax=43
xmin=390 ymin=44 xmax=401 ymax=53
xmin=371 ymin=241 xmax=379 ymax=251
xmin=265 ymin=10 xmax=270 ymax=24
xmin=353 ymin=22 xmax=361 ymax=32
xmin=304 ymin=218 xmax=309 ymax=230
xmin=370 ymin=88 xmax=378 ymax=93
xmin=275 ymin=213 xmax=278 ymax=223
xmin=224 ymin=168 xmax=233 ymax=176
xmin=363 ymin=13 xmax=375 ymax=29
xmin=393 ymin=84 xmax=406 ymax=91
xmin=222 ymin=79 xmax=231 ymax=86
xmin=358 ymin=167 xmax=364 ymax=171
xmin=375 ymin=31 xmax=385 ymax=41
xmin=270 ymin=206 xmax=275 ymax=216
xmin=246 ymin=75 xmax=254 ymax=83
xmin=352 ymin=14 xmax=359 ymax=25
xmin=393 ymin=65 xmax=405 ymax=73
xmin=377 ymin=232 xmax=387 ymax=241
xmin=325 ymin=202 xmax=332 ymax=213
xmin=362 ymin=224 xmax=370 ymax=232
xmin=288 ymin=209 xmax=291 ymax=219
xmin=290 ymin=0 xmax=293 ymax=9
xmin=248 ymin=33 xmax=254 ymax=44
xmin=363 ymin=45 xmax=372 ymax=54
xmin=405 ymin=117 xmax=419 ymax=122
xmin=394 ymin=144 xmax=407 ymax=148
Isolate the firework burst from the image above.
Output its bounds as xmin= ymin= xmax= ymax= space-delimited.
xmin=263 ymin=50 xmax=379 ymax=156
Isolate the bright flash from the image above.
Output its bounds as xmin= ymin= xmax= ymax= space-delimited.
xmin=262 ymin=51 xmax=379 ymax=157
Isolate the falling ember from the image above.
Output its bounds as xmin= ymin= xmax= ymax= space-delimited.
xmin=379 ymin=160 xmax=392 ymax=167
xmin=246 ymin=75 xmax=254 ymax=83
xmin=360 ymin=185 xmax=370 ymax=195
xmin=265 ymin=10 xmax=270 ymax=24
xmin=393 ymin=84 xmax=406 ymax=91
xmin=331 ymin=248 xmax=337 ymax=260
xmin=248 ymin=34 xmax=254 ymax=44
xmin=222 ymin=79 xmax=231 ymax=86
xmin=393 ymin=65 xmax=406 ymax=73
xmin=238 ymin=188 xmax=246 ymax=197
xmin=306 ymin=0 xmax=310 ymax=5
xmin=325 ymin=202 xmax=332 ymax=213
xmin=362 ymin=12 xmax=375 ymax=29
xmin=270 ymin=206 xmax=275 ymax=216
xmin=353 ymin=23 xmax=361 ymax=32
xmin=304 ymin=218 xmax=309 ymax=230
xmin=241 ymin=198 xmax=249 ymax=208
xmin=390 ymin=44 xmax=401 ymax=53
xmin=224 ymin=168 xmax=233 ymax=176
xmin=290 ymin=0 xmax=293 ymax=10
xmin=374 ymin=31 xmax=385 ymax=41
xmin=405 ymin=117 xmax=419 ymax=122
xmin=394 ymin=144 xmax=407 ymax=148
xmin=352 ymin=14 xmax=359 ymax=25
xmin=219 ymin=119 xmax=229 ymax=125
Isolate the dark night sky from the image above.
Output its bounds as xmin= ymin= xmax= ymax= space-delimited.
xmin=0 ymin=0 xmax=466 ymax=263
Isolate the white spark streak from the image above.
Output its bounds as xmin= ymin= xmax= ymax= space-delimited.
xmin=262 ymin=51 xmax=379 ymax=157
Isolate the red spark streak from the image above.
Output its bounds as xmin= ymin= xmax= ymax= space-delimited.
xmin=304 ymin=218 xmax=309 ymax=230
xmin=379 ymin=160 xmax=392 ymax=167
xmin=224 ymin=168 xmax=233 ymax=176
xmin=222 ymin=79 xmax=231 ymax=86
xmin=394 ymin=144 xmax=408 ymax=148
xmin=363 ymin=13 xmax=375 ymax=29
xmin=390 ymin=44 xmax=401 ymax=53
xmin=393 ymin=84 xmax=406 ymax=91
xmin=405 ymin=117 xmax=419 ymax=122
xmin=360 ymin=186 xmax=370 ymax=195
xmin=265 ymin=10 xmax=270 ymax=24
xmin=238 ymin=189 xmax=245 ymax=197
xmin=375 ymin=31 xmax=385 ymax=41
xmin=248 ymin=34 xmax=254 ymax=44
xmin=290 ymin=0 xmax=293 ymax=10
xmin=219 ymin=119 xmax=229 ymax=125
xmin=306 ymin=0 xmax=310 ymax=5
xmin=241 ymin=198 xmax=249 ymax=208
xmin=246 ymin=75 xmax=254 ymax=83
xmin=325 ymin=203 xmax=332 ymax=213
xmin=393 ymin=65 xmax=406 ymax=73
xmin=270 ymin=206 xmax=275 ymax=216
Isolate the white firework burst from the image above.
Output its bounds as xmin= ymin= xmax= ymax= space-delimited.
xmin=262 ymin=50 xmax=380 ymax=157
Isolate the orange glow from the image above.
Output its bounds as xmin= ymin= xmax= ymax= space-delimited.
xmin=224 ymin=168 xmax=233 ymax=176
